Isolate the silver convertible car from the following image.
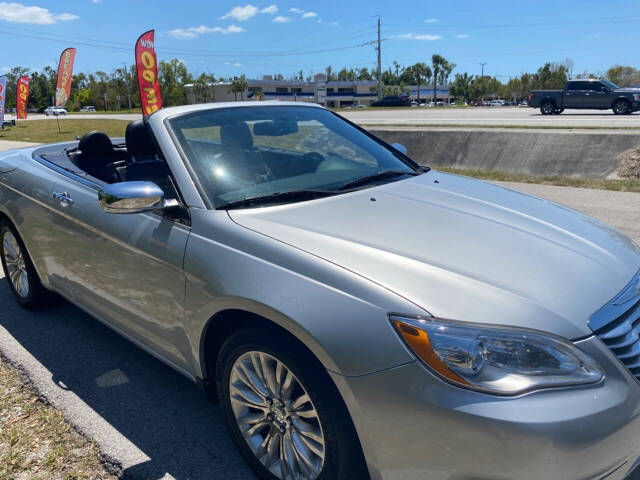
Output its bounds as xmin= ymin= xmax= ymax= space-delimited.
xmin=2 ymin=102 xmax=640 ymax=480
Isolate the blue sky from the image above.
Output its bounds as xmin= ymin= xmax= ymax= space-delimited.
xmin=1 ymin=0 xmax=640 ymax=80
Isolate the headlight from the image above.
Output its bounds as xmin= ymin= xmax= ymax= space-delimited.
xmin=390 ymin=315 xmax=603 ymax=395
xmin=634 ymin=94 xmax=640 ymax=101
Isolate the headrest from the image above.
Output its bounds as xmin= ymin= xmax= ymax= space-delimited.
xmin=78 ymin=131 xmax=114 ymax=157
xmin=221 ymin=122 xmax=253 ymax=150
xmin=125 ymin=120 xmax=158 ymax=158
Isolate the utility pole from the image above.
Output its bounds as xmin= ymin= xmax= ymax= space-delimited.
xmin=122 ymin=63 xmax=132 ymax=111
xmin=479 ymin=62 xmax=487 ymax=78
xmin=377 ymin=16 xmax=382 ymax=101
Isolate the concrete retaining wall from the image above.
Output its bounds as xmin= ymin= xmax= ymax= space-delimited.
xmin=369 ymin=128 xmax=640 ymax=179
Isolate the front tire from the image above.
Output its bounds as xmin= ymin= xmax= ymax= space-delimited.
xmin=0 ymin=220 xmax=54 ymax=309
xmin=613 ymin=99 xmax=632 ymax=115
xmin=540 ymin=100 xmax=556 ymax=115
xmin=216 ymin=328 xmax=368 ymax=480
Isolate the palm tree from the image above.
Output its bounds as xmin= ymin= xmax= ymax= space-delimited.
xmin=230 ymin=75 xmax=248 ymax=101
xmin=431 ymin=54 xmax=446 ymax=102
xmin=410 ymin=63 xmax=431 ymax=103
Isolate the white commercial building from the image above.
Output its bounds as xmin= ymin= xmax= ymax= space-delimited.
xmin=185 ymin=75 xmax=378 ymax=107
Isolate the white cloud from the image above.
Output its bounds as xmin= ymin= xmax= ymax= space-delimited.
xmin=261 ymin=4 xmax=277 ymax=14
xmin=455 ymin=34 xmax=469 ymax=39
xmin=91 ymin=0 xmax=101 ymax=3
xmin=169 ymin=24 xmax=246 ymax=39
xmin=396 ymin=33 xmax=442 ymax=41
xmin=289 ymin=7 xmax=303 ymax=13
xmin=0 ymin=2 xmax=78 ymax=24
xmin=221 ymin=4 xmax=259 ymax=21
xmin=302 ymin=11 xmax=317 ymax=18
xmin=233 ymin=62 xmax=243 ymax=67
xmin=272 ymin=15 xmax=291 ymax=22
xmin=425 ymin=18 xmax=437 ymax=23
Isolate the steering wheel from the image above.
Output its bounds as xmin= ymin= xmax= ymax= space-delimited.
xmin=296 ymin=152 xmax=325 ymax=172
xmin=210 ymin=150 xmax=275 ymax=190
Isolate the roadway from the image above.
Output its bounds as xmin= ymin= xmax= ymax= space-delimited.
xmin=1 ymin=179 xmax=640 ymax=479
xmin=6 ymin=106 xmax=640 ymax=128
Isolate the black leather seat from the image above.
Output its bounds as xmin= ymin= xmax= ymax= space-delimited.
xmin=75 ymin=131 xmax=120 ymax=180
xmin=120 ymin=120 xmax=176 ymax=199
xmin=218 ymin=122 xmax=269 ymax=183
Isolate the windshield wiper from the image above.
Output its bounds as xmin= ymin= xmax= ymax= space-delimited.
xmin=336 ymin=169 xmax=420 ymax=191
xmin=216 ymin=190 xmax=338 ymax=210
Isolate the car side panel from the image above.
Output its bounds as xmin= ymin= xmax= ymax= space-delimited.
xmin=44 ymin=173 xmax=194 ymax=374
xmin=0 ymin=154 xmax=65 ymax=285
xmin=183 ymin=209 xmax=422 ymax=378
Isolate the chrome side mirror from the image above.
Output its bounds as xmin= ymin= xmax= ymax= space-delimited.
xmin=392 ymin=142 xmax=408 ymax=155
xmin=99 ymin=181 xmax=172 ymax=214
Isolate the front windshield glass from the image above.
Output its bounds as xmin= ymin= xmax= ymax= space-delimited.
xmin=168 ymin=106 xmax=417 ymax=207
xmin=602 ymin=79 xmax=619 ymax=89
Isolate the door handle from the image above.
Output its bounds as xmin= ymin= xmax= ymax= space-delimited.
xmin=53 ymin=192 xmax=74 ymax=207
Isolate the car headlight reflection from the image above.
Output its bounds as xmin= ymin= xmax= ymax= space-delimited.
xmin=390 ymin=315 xmax=603 ymax=395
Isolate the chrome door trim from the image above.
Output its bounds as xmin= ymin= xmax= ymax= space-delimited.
xmin=33 ymin=155 xmax=101 ymax=191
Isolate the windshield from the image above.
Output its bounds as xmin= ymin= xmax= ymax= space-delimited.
xmin=602 ymin=79 xmax=619 ymax=89
xmin=168 ymin=105 xmax=418 ymax=208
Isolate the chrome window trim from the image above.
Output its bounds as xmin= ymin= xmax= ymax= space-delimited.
xmin=32 ymin=154 xmax=192 ymax=228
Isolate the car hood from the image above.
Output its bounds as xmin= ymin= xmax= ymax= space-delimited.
xmin=229 ymin=172 xmax=640 ymax=339
xmin=614 ymin=87 xmax=640 ymax=93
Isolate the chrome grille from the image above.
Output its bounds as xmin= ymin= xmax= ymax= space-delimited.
xmin=590 ymin=270 xmax=640 ymax=379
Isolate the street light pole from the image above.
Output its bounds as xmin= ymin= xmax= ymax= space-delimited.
xmin=377 ymin=16 xmax=382 ymax=101
xmin=479 ymin=62 xmax=487 ymax=78
xmin=122 ymin=63 xmax=132 ymax=111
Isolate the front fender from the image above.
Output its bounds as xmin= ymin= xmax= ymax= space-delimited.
xmin=183 ymin=209 xmax=422 ymax=378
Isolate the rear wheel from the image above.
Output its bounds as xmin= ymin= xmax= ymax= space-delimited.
xmin=216 ymin=328 xmax=368 ymax=480
xmin=540 ymin=100 xmax=556 ymax=115
xmin=0 ymin=220 xmax=54 ymax=309
xmin=613 ymin=99 xmax=632 ymax=115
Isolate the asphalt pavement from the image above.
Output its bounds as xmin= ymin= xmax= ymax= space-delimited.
xmin=1 ymin=181 xmax=640 ymax=479
xmin=7 ymin=106 xmax=640 ymax=128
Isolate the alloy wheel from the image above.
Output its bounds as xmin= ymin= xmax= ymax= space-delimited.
xmin=2 ymin=231 xmax=29 ymax=298
xmin=229 ymin=351 xmax=325 ymax=480
xmin=614 ymin=101 xmax=630 ymax=115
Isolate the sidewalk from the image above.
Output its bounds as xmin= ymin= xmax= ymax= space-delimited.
xmin=0 ymin=140 xmax=41 ymax=152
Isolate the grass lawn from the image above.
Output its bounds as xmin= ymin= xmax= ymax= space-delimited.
xmin=0 ymin=119 xmax=130 ymax=144
xmin=0 ymin=356 xmax=117 ymax=479
xmin=439 ymin=167 xmax=640 ymax=192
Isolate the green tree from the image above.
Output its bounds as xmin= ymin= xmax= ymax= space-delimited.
xmin=158 ymin=59 xmax=193 ymax=106
xmin=607 ymin=65 xmax=640 ymax=86
xmin=408 ymin=63 xmax=431 ymax=103
xmin=450 ymin=73 xmax=474 ymax=103
xmin=431 ymin=54 xmax=454 ymax=101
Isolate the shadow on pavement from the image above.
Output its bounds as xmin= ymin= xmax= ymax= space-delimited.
xmin=0 ymin=278 xmax=256 ymax=480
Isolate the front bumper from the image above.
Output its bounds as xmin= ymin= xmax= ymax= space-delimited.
xmin=332 ymin=336 xmax=640 ymax=480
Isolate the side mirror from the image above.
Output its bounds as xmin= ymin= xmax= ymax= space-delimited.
xmin=391 ymin=142 xmax=408 ymax=155
xmin=99 ymin=181 xmax=173 ymax=214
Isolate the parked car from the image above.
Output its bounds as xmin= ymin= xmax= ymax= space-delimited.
xmin=371 ymin=95 xmax=411 ymax=107
xmin=529 ymin=79 xmax=640 ymax=115
xmin=80 ymin=106 xmax=96 ymax=112
xmin=3 ymin=101 xmax=640 ymax=480
xmin=44 ymin=107 xmax=68 ymax=116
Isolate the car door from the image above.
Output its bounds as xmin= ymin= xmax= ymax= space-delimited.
xmin=589 ymin=81 xmax=613 ymax=109
xmin=563 ymin=81 xmax=591 ymax=108
xmin=47 ymin=171 xmax=193 ymax=373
